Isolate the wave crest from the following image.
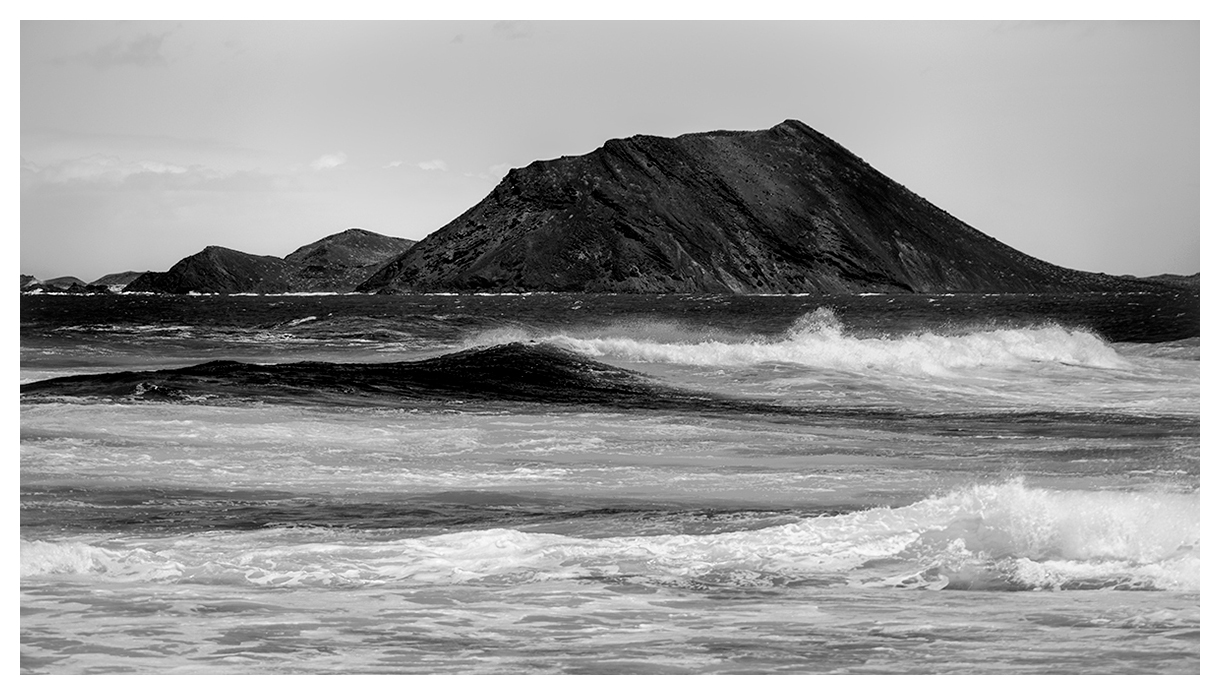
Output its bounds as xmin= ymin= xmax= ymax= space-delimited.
xmin=547 ymin=309 xmax=1126 ymax=374
xmin=875 ymin=481 xmax=1199 ymax=590
xmin=22 ymin=482 xmax=1196 ymax=592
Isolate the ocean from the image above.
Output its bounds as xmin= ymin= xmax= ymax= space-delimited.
xmin=19 ymin=291 xmax=1200 ymax=674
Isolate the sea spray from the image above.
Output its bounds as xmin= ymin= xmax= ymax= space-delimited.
xmin=21 ymin=292 xmax=1200 ymax=674
xmin=539 ymin=309 xmax=1128 ymax=374
xmin=21 ymin=481 xmax=1197 ymax=592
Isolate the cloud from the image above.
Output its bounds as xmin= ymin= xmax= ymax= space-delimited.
xmin=21 ymin=154 xmax=286 ymax=193
xmin=465 ymin=163 xmax=514 ymax=181
xmin=56 ymin=31 xmax=173 ymax=70
xmin=418 ymin=160 xmax=448 ymax=171
xmin=24 ymin=155 xmax=186 ymax=184
xmin=492 ymin=21 xmax=532 ymax=40
xmin=220 ymin=38 xmax=248 ymax=63
xmin=991 ymin=20 xmax=1078 ymax=34
xmin=383 ymin=160 xmax=404 ymax=168
xmin=310 ymin=152 xmax=348 ymax=170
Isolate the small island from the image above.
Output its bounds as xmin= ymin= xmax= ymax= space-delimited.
xmin=22 ymin=121 xmax=1193 ymax=297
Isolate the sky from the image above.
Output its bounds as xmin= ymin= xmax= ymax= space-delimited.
xmin=19 ymin=19 xmax=1201 ymax=282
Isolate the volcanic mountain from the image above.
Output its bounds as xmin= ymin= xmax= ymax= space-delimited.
xmin=359 ymin=119 xmax=1152 ymax=294
xmin=126 ymin=229 xmax=414 ymax=294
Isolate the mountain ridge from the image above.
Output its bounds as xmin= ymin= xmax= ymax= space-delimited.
xmin=92 ymin=271 xmax=149 ymax=292
xmin=21 ymin=122 xmax=1193 ymax=295
xmin=359 ymin=119 xmax=1160 ymax=295
xmin=123 ymin=228 xmax=414 ymax=294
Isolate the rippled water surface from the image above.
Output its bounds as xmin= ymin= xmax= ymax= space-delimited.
xmin=20 ymin=292 xmax=1199 ymax=674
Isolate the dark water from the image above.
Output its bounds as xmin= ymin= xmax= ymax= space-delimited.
xmin=21 ymin=290 xmax=1199 ymax=350
xmin=20 ymin=291 xmax=1199 ymax=674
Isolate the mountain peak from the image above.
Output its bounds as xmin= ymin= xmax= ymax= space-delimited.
xmin=358 ymin=121 xmax=1147 ymax=295
xmin=283 ymin=228 xmax=415 ymax=291
xmin=124 ymin=229 xmax=414 ymax=294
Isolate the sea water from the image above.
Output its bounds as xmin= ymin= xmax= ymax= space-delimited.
xmin=19 ymin=292 xmax=1199 ymax=674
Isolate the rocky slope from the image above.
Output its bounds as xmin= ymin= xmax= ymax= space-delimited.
xmin=283 ymin=228 xmax=415 ymax=291
xmin=42 ymin=276 xmax=89 ymax=289
xmin=125 ymin=229 xmax=413 ymax=294
xmin=1134 ymin=273 xmax=1199 ymax=289
xmin=20 ymin=275 xmax=108 ymax=293
xmin=125 ymin=246 xmax=294 ymax=294
xmin=92 ymin=271 xmax=147 ymax=292
xmin=359 ymin=120 xmax=1160 ymax=294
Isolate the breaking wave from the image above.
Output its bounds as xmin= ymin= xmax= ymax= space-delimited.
xmin=543 ymin=308 xmax=1128 ymax=374
xmin=22 ymin=481 xmax=1197 ymax=592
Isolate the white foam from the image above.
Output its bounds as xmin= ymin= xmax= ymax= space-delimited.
xmin=538 ymin=308 xmax=1128 ymax=375
xmin=21 ymin=540 xmax=185 ymax=581
xmin=21 ymin=481 xmax=1197 ymax=592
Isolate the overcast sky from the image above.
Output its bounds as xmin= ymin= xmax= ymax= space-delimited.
xmin=20 ymin=20 xmax=1200 ymax=282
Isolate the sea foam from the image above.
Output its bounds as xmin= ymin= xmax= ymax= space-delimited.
xmin=475 ymin=309 xmax=1127 ymax=375
xmin=21 ymin=481 xmax=1196 ymax=592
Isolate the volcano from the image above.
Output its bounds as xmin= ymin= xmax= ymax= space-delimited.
xmin=359 ymin=120 xmax=1150 ymax=294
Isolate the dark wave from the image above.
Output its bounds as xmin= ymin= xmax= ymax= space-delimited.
xmin=21 ymin=342 xmax=1197 ymax=439
xmin=20 ymin=485 xmax=833 ymax=536
xmin=19 ymin=342 xmax=728 ymax=411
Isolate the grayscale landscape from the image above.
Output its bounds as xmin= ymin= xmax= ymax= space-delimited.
xmin=20 ymin=20 xmax=1199 ymax=675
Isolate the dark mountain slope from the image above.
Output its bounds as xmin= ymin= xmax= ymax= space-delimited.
xmin=21 ymin=275 xmax=104 ymax=293
xmin=125 ymin=229 xmax=414 ymax=294
xmin=92 ymin=271 xmax=147 ymax=291
xmin=125 ymin=246 xmax=293 ymax=294
xmin=1134 ymin=272 xmax=1199 ymax=289
xmin=283 ymin=228 xmax=415 ymax=291
xmin=43 ymin=276 xmax=88 ymax=289
xmin=359 ymin=120 xmax=1152 ymax=294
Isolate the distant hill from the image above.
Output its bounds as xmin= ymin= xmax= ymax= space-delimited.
xmin=92 ymin=271 xmax=148 ymax=292
xmin=283 ymin=228 xmax=416 ymax=291
xmin=43 ymin=276 xmax=88 ymax=289
xmin=20 ymin=275 xmax=104 ymax=293
xmin=1134 ymin=273 xmax=1199 ymax=289
xmin=123 ymin=229 xmax=414 ymax=294
xmin=359 ymin=119 xmax=1163 ymax=294
xmin=25 ymin=123 xmax=1191 ymax=297
xmin=21 ymin=272 xmax=137 ymax=294
xmin=125 ymin=247 xmax=294 ymax=294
